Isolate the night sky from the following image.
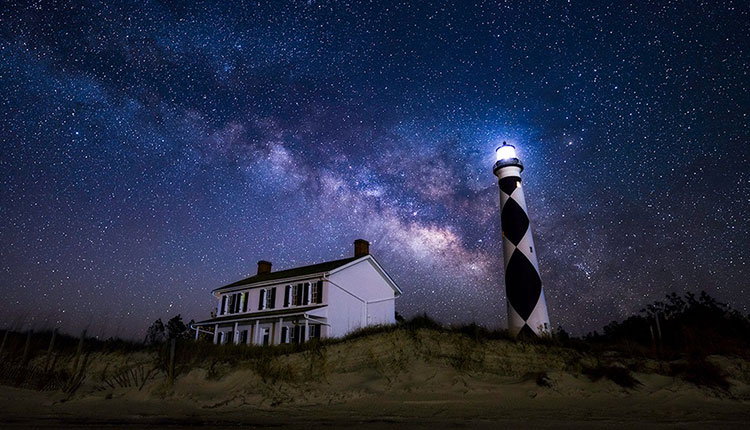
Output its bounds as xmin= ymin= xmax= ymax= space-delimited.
xmin=1 ymin=1 xmax=748 ymax=339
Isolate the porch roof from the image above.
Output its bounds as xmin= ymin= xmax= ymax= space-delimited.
xmin=192 ymin=305 xmax=326 ymax=326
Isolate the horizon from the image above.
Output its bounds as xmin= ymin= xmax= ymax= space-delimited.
xmin=1 ymin=1 xmax=748 ymax=339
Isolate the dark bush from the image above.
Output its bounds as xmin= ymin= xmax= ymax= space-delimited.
xmin=583 ymin=364 xmax=640 ymax=389
xmin=669 ymin=359 xmax=730 ymax=391
xmin=586 ymin=291 xmax=750 ymax=357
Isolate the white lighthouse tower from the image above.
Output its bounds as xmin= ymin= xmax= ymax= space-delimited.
xmin=493 ymin=142 xmax=551 ymax=338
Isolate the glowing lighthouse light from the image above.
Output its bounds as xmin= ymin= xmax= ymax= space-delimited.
xmin=495 ymin=143 xmax=518 ymax=161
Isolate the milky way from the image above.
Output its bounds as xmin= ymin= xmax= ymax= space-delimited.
xmin=1 ymin=1 xmax=748 ymax=338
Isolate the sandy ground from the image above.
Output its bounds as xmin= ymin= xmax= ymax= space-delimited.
xmin=1 ymin=330 xmax=749 ymax=428
xmin=1 ymin=382 xmax=748 ymax=429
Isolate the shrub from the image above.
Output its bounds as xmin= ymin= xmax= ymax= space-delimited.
xmin=582 ymin=364 xmax=640 ymax=389
xmin=669 ymin=359 xmax=730 ymax=391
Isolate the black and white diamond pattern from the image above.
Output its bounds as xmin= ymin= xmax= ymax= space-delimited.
xmin=497 ymin=174 xmax=550 ymax=337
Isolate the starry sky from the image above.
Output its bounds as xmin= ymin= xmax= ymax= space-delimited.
xmin=1 ymin=1 xmax=748 ymax=339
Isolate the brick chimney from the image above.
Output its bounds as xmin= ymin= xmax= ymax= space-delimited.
xmin=354 ymin=239 xmax=370 ymax=258
xmin=257 ymin=260 xmax=272 ymax=275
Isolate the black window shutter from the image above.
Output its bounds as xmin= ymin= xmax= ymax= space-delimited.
xmin=270 ymin=288 xmax=277 ymax=309
xmin=242 ymin=292 xmax=248 ymax=312
xmin=295 ymin=284 xmax=302 ymax=305
xmin=303 ymin=283 xmax=310 ymax=305
xmin=220 ymin=296 xmax=227 ymax=315
xmin=284 ymin=285 xmax=291 ymax=307
xmin=235 ymin=294 xmax=240 ymax=313
xmin=258 ymin=289 xmax=265 ymax=310
xmin=316 ymin=281 xmax=323 ymax=304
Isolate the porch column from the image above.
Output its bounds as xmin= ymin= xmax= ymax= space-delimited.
xmin=213 ymin=324 xmax=219 ymax=344
xmin=275 ymin=318 xmax=283 ymax=344
xmin=254 ymin=320 xmax=260 ymax=345
xmin=304 ymin=319 xmax=309 ymax=343
xmin=233 ymin=322 xmax=239 ymax=345
xmin=194 ymin=327 xmax=200 ymax=341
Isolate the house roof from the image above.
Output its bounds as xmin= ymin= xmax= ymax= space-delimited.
xmin=213 ymin=256 xmax=360 ymax=293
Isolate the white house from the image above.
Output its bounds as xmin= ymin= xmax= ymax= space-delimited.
xmin=192 ymin=240 xmax=402 ymax=345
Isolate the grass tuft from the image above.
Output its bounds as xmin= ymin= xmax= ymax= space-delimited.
xmin=669 ymin=359 xmax=730 ymax=391
xmin=583 ymin=364 xmax=640 ymax=389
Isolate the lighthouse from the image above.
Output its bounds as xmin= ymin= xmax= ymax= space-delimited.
xmin=493 ymin=142 xmax=551 ymax=338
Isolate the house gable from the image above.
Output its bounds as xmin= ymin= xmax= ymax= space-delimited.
xmin=327 ymin=256 xmax=401 ymax=302
xmin=329 ymin=255 xmax=402 ymax=296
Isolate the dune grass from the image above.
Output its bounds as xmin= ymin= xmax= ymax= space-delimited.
xmin=1 ymin=292 xmax=748 ymax=396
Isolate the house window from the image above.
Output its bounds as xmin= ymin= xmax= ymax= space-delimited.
xmin=309 ymin=324 xmax=321 ymax=340
xmin=284 ymin=285 xmax=292 ymax=307
xmin=280 ymin=326 xmax=289 ymax=343
xmin=226 ymin=330 xmax=234 ymax=344
xmin=303 ymin=282 xmax=310 ymax=305
xmin=292 ymin=284 xmax=303 ymax=306
xmin=292 ymin=325 xmax=306 ymax=344
xmin=267 ymin=287 xmax=276 ymax=309
xmin=311 ymin=281 xmax=323 ymax=304
xmin=262 ymin=328 xmax=270 ymax=346
xmin=259 ymin=289 xmax=267 ymax=310
xmin=239 ymin=330 xmax=248 ymax=344
xmin=220 ymin=296 xmax=227 ymax=315
xmin=227 ymin=293 xmax=243 ymax=314
xmin=217 ymin=332 xmax=224 ymax=344
xmin=259 ymin=288 xmax=277 ymax=310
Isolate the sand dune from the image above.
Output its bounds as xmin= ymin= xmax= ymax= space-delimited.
xmin=1 ymin=328 xmax=748 ymax=428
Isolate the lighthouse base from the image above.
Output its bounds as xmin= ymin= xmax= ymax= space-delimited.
xmin=507 ymin=291 xmax=551 ymax=338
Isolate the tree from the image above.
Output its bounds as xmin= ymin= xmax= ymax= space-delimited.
xmin=587 ymin=291 xmax=750 ymax=355
xmin=166 ymin=314 xmax=189 ymax=340
xmin=145 ymin=318 xmax=165 ymax=344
